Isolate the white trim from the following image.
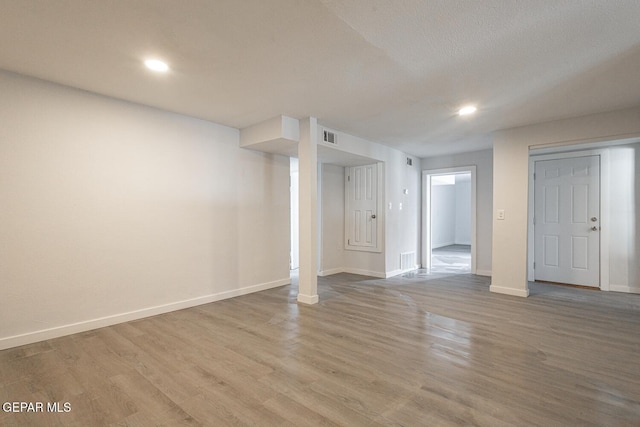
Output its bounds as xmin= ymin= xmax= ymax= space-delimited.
xmin=600 ymin=150 xmax=611 ymax=291
xmin=297 ymin=294 xmax=320 ymax=304
xmin=610 ymin=285 xmax=640 ymax=294
xmin=0 ymin=278 xmax=290 ymax=351
xmin=528 ymin=149 xmax=610 ymax=290
xmin=342 ymin=268 xmax=386 ymax=278
xmin=318 ymin=267 xmax=419 ymax=278
xmin=317 ymin=162 xmax=323 ymax=272
xmin=489 ymin=284 xmax=530 ymax=297
xmin=530 ymin=137 xmax=640 ymax=155
xmin=385 ymin=269 xmax=403 ymax=278
xmin=432 ymin=241 xmax=455 ymax=249
xmin=318 ymin=267 xmax=400 ymax=278
xmin=422 ymin=166 xmax=477 ymax=274
xmin=344 ymin=162 xmax=384 ymax=253
xmin=386 ymin=265 xmax=420 ymax=278
xmin=317 ymin=267 xmax=344 ymax=277
xmin=475 ymin=270 xmax=492 ymax=277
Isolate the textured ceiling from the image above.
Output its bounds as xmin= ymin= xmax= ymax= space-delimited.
xmin=1 ymin=0 xmax=639 ymax=157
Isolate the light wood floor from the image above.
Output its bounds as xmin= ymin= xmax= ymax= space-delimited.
xmin=2 ymin=272 xmax=640 ymax=426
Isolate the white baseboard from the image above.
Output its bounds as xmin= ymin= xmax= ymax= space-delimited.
xmin=432 ymin=241 xmax=455 ymax=249
xmin=490 ymin=284 xmax=529 ymax=297
xmin=297 ymin=294 xmax=319 ymax=305
xmin=385 ymin=265 xmax=420 ymax=278
xmin=609 ymin=284 xmax=640 ymax=294
xmin=385 ymin=269 xmax=403 ymax=278
xmin=317 ymin=267 xmax=386 ymax=278
xmin=318 ymin=267 xmax=344 ymax=277
xmin=0 ymin=278 xmax=290 ymax=351
xmin=343 ymin=268 xmax=386 ymax=278
xmin=320 ymin=267 xmax=421 ymax=279
xmin=475 ymin=269 xmax=492 ymax=277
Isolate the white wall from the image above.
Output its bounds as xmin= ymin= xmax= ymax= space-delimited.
xmin=454 ymin=177 xmax=471 ymax=245
xmin=317 ymin=128 xmax=421 ymax=277
xmin=0 ymin=71 xmax=291 ymax=349
xmin=492 ymin=107 xmax=640 ymax=297
xmin=431 ymin=184 xmax=456 ymax=248
xmin=430 ymin=176 xmax=471 ymax=248
xmin=385 ymin=149 xmax=422 ymax=275
xmin=421 ymin=149 xmax=493 ymax=275
xmin=598 ymin=142 xmax=640 ymax=292
xmin=319 ymin=163 xmax=345 ymax=275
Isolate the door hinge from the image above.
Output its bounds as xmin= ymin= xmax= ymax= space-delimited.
xmin=348 ymin=239 xmax=350 ymax=245
xmin=533 ymin=173 xmax=536 ymax=180
xmin=348 ymin=175 xmax=350 ymax=181
xmin=533 ymin=262 xmax=536 ymax=269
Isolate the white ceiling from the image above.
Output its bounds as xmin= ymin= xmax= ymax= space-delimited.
xmin=1 ymin=1 xmax=640 ymax=158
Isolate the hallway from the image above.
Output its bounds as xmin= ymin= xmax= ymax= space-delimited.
xmin=431 ymin=244 xmax=471 ymax=273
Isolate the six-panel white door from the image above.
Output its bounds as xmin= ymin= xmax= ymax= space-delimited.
xmin=346 ymin=164 xmax=377 ymax=249
xmin=534 ymin=156 xmax=600 ymax=287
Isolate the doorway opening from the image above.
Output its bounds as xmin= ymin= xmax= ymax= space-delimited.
xmin=532 ymin=155 xmax=601 ymax=288
xmin=316 ymin=143 xmax=383 ymax=277
xmin=527 ymin=148 xmax=610 ymax=290
xmin=422 ymin=167 xmax=477 ymax=274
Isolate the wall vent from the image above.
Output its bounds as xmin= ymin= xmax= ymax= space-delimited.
xmin=400 ymin=251 xmax=417 ymax=271
xmin=323 ymin=130 xmax=337 ymax=144
xmin=406 ymin=157 xmax=413 ymax=166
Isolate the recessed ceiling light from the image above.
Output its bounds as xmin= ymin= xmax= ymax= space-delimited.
xmin=458 ymin=105 xmax=477 ymax=116
xmin=144 ymin=59 xmax=169 ymax=73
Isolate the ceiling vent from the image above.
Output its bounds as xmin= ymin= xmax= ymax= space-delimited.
xmin=323 ymin=130 xmax=337 ymax=144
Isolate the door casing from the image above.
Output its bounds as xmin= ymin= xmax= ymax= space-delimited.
xmin=344 ymin=162 xmax=384 ymax=253
xmin=527 ymin=149 xmax=610 ymax=290
xmin=421 ymin=166 xmax=477 ymax=273
xmin=533 ymin=155 xmax=600 ymax=287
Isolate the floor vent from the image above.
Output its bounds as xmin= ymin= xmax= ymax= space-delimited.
xmin=400 ymin=251 xmax=416 ymax=271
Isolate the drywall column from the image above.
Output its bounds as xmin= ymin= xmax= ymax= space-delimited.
xmin=490 ymin=138 xmax=530 ymax=297
xmin=297 ymin=117 xmax=319 ymax=304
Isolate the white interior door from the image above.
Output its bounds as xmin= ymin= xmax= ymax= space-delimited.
xmin=534 ymin=156 xmax=600 ymax=287
xmin=346 ymin=164 xmax=377 ymax=249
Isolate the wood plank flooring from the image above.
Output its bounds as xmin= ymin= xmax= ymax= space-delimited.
xmin=1 ymin=272 xmax=640 ymax=426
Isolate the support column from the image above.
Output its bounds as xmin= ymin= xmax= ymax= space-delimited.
xmin=297 ymin=117 xmax=319 ymax=304
xmin=490 ymin=136 xmax=530 ymax=297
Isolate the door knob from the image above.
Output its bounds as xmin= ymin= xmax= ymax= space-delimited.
xmin=591 ymin=226 xmax=598 ymax=231
xmin=591 ymin=217 xmax=598 ymax=222
xmin=371 ymin=214 xmax=376 ymax=219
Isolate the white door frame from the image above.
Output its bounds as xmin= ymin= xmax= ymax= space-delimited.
xmin=290 ymin=158 xmax=299 ymax=270
xmin=527 ymin=149 xmax=610 ymax=290
xmin=344 ymin=162 xmax=384 ymax=253
xmin=421 ymin=166 xmax=477 ymax=273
